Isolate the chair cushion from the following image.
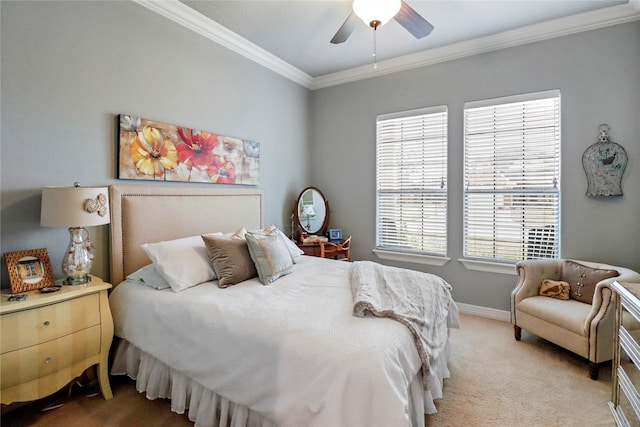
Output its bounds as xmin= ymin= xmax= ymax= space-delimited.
xmin=517 ymin=296 xmax=591 ymax=336
xmin=562 ymin=260 xmax=618 ymax=304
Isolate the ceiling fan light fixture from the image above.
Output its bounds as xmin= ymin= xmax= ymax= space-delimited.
xmin=353 ymin=0 xmax=401 ymax=28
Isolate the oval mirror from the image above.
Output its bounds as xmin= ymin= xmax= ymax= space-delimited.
xmin=293 ymin=187 xmax=330 ymax=238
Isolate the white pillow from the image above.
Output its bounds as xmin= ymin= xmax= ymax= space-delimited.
xmin=141 ymin=235 xmax=217 ymax=292
xmin=126 ymin=264 xmax=171 ymax=290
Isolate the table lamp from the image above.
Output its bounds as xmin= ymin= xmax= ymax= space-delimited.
xmin=301 ymin=204 xmax=315 ymax=230
xmin=40 ymin=183 xmax=110 ymax=285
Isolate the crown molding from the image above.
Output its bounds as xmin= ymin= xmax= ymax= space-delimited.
xmin=131 ymin=0 xmax=314 ymax=88
xmin=133 ymin=0 xmax=639 ymax=91
xmin=311 ymin=2 xmax=640 ymax=89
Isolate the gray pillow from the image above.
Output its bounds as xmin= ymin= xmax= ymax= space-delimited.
xmin=562 ymin=260 xmax=618 ymax=304
xmin=201 ymin=234 xmax=257 ymax=288
xmin=246 ymin=231 xmax=294 ymax=285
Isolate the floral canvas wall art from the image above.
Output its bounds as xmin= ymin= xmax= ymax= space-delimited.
xmin=118 ymin=115 xmax=260 ymax=185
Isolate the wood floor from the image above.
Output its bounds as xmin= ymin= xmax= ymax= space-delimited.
xmin=1 ymin=375 xmax=194 ymax=427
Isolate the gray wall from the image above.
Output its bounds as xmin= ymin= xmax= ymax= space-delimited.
xmin=2 ymin=1 xmax=638 ymax=312
xmin=1 ymin=1 xmax=311 ymax=286
xmin=310 ymin=22 xmax=640 ymax=311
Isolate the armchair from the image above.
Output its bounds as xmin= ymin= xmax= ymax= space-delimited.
xmin=511 ymin=259 xmax=640 ymax=380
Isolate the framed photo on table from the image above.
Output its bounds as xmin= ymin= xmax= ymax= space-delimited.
xmin=4 ymin=248 xmax=55 ymax=294
xmin=328 ymin=228 xmax=342 ymax=241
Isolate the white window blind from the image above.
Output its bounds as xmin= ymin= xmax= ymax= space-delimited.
xmin=376 ymin=106 xmax=448 ymax=256
xmin=463 ymin=90 xmax=560 ymax=262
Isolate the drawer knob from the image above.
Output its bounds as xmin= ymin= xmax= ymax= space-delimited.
xmin=43 ymin=320 xmax=50 ymax=327
xmin=44 ymin=357 xmax=53 ymax=364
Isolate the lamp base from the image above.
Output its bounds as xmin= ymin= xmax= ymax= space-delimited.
xmin=63 ymin=274 xmax=92 ymax=286
xmin=62 ymin=227 xmax=95 ymax=285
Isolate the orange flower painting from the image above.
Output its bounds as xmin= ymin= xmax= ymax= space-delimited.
xmin=118 ymin=115 xmax=260 ymax=185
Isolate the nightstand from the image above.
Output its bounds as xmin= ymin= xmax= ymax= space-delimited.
xmin=0 ymin=276 xmax=114 ymax=404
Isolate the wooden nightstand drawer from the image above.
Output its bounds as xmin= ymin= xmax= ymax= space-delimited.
xmin=1 ymin=293 xmax=100 ymax=354
xmin=1 ymin=325 xmax=101 ymax=389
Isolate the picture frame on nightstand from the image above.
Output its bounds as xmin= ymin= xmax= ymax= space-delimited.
xmin=328 ymin=228 xmax=342 ymax=241
xmin=4 ymin=248 xmax=55 ymax=294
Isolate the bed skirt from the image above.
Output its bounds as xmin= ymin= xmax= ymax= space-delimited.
xmin=110 ymin=338 xmax=451 ymax=427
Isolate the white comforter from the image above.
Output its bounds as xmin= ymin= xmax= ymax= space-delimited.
xmin=110 ymin=256 xmax=456 ymax=427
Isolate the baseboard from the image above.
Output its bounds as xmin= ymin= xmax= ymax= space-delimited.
xmin=456 ymin=302 xmax=511 ymax=323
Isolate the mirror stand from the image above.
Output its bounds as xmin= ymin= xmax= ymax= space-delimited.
xmin=292 ymin=187 xmax=330 ymax=242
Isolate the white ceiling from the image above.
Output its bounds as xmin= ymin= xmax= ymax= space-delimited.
xmin=138 ymin=0 xmax=640 ymax=88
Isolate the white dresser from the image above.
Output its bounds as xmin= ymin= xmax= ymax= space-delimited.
xmin=609 ymin=280 xmax=640 ymax=426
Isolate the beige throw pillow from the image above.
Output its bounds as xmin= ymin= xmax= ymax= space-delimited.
xmin=201 ymin=234 xmax=257 ymax=288
xmin=562 ymin=260 xmax=618 ymax=304
xmin=539 ymin=279 xmax=570 ymax=300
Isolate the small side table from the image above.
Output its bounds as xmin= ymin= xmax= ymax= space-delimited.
xmin=0 ymin=276 xmax=114 ymax=404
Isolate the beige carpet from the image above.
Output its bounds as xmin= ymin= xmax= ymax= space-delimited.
xmin=426 ymin=313 xmax=615 ymax=427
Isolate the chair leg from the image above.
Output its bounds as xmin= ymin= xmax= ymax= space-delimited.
xmin=588 ymin=362 xmax=599 ymax=381
xmin=514 ymin=325 xmax=522 ymax=341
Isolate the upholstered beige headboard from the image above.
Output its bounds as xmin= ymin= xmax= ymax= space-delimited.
xmin=109 ymin=184 xmax=264 ymax=286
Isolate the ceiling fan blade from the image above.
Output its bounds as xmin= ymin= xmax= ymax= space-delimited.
xmin=394 ymin=0 xmax=434 ymax=39
xmin=331 ymin=12 xmax=359 ymax=44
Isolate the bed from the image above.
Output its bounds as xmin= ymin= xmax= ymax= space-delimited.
xmin=108 ymin=184 xmax=458 ymax=427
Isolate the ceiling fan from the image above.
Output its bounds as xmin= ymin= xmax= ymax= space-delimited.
xmin=331 ymin=0 xmax=434 ymax=44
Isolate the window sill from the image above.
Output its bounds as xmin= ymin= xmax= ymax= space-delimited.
xmin=458 ymin=258 xmax=518 ymax=275
xmin=373 ymin=249 xmax=450 ymax=266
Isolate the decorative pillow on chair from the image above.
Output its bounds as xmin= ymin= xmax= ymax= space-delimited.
xmin=562 ymin=260 xmax=618 ymax=304
xmin=202 ymin=234 xmax=258 ymax=288
xmin=245 ymin=230 xmax=294 ymax=285
xmin=539 ymin=279 xmax=570 ymax=300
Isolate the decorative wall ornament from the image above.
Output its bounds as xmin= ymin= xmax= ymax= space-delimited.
xmin=582 ymin=124 xmax=627 ymax=197
xmin=118 ymin=115 xmax=260 ymax=185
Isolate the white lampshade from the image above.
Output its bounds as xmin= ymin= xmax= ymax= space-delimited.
xmin=302 ymin=204 xmax=316 ymax=216
xmin=353 ymin=0 xmax=401 ymax=27
xmin=41 ymin=185 xmax=110 ymax=228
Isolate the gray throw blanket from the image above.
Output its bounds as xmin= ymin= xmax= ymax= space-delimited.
xmin=350 ymin=261 xmax=459 ymax=388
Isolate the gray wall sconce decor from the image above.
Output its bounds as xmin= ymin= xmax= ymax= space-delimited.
xmin=582 ymin=124 xmax=628 ymax=197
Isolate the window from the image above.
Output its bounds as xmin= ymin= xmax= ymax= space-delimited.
xmin=376 ymin=106 xmax=448 ymax=257
xmin=463 ymin=90 xmax=560 ymax=263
